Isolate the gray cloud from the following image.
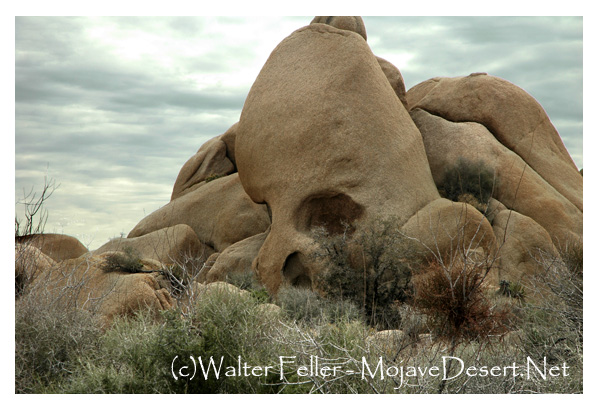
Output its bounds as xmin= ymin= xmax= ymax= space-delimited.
xmin=15 ymin=16 xmax=583 ymax=249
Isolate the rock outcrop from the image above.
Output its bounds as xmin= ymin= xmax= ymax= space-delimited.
xmin=15 ymin=16 xmax=582 ymax=323
xmin=200 ymin=232 xmax=266 ymax=283
xmin=492 ymin=210 xmax=560 ymax=286
xmin=236 ymin=22 xmax=441 ymax=292
xmin=410 ymin=107 xmax=582 ymax=245
xmin=25 ymin=252 xmax=174 ymax=325
xmin=171 ymin=123 xmax=238 ymax=201
xmin=407 ymin=74 xmax=583 ymax=214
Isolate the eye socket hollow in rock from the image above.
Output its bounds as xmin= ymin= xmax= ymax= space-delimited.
xmin=298 ymin=192 xmax=364 ymax=235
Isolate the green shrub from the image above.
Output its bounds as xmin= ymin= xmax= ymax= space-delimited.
xmin=60 ymin=309 xmax=205 ymax=394
xmin=224 ymin=271 xmax=271 ymax=304
xmin=440 ymin=157 xmax=497 ymax=212
xmin=102 ymin=246 xmax=143 ymax=273
xmin=312 ymin=218 xmax=415 ymax=330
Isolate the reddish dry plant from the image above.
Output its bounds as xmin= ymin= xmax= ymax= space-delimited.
xmin=412 ymin=259 xmax=513 ymax=343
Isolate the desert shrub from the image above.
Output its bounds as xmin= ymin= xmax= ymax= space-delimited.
xmin=224 ymin=271 xmax=272 ymax=304
xmin=102 ymin=246 xmax=143 ymax=273
xmin=412 ymin=258 xmax=513 ymax=344
xmin=62 ymin=309 xmax=208 ymax=394
xmin=15 ymin=291 xmax=102 ymax=393
xmin=312 ymin=218 xmax=415 ymax=330
xmin=205 ymin=173 xmax=225 ymax=183
xmin=277 ymin=286 xmax=361 ymax=325
xmin=519 ymin=244 xmax=583 ymax=388
xmin=498 ymin=279 xmax=526 ymax=299
xmin=440 ymin=157 xmax=496 ymax=213
xmin=65 ymin=286 xmax=288 ymax=394
xmin=225 ymin=270 xmax=257 ymax=290
xmin=558 ymin=238 xmax=583 ymax=278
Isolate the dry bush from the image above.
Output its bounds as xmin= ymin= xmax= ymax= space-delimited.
xmin=15 ymin=273 xmax=103 ymax=393
xmin=521 ymin=240 xmax=583 ymax=368
xmin=15 ymin=176 xmax=58 ymax=238
xmin=412 ymin=258 xmax=513 ymax=345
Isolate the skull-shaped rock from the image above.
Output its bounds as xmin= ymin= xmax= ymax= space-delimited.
xmin=236 ymin=23 xmax=441 ymax=293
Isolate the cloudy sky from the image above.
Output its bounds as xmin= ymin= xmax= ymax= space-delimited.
xmin=14 ymin=15 xmax=583 ymax=250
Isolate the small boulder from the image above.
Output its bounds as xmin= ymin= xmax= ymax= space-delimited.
xmin=492 ymin=209 xmax=560 ymax=288
xmin=171 ymin=128 xmax=237 ymax=201
xmin=310 ymin=16 xmax=367 ymax=40
xmin=200 ymin=232 xmax=267 ymax=283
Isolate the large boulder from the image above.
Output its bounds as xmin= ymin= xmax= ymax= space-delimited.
xmin=15 ymin=233 xmax=88 ymax=262
xmin=407 ymin=74 xmax=583 ymax=213
xmin=26 ymin=253 xmax=174 ymax=325
xmin=235 ymin=23 xmax=443 ymax=292
xmin=410 ymin=108 xmax=582 ymax=245
xmin=129 ymin=173 xmax=270 ymax=252
xmin=171 ymin=124 xmax=238 ymax=201
xmin=94 ymin=224 xmax=214 ymax=268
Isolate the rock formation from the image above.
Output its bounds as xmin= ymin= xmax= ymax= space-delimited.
xmin=15 ymin=16 xmax=582 ymax=324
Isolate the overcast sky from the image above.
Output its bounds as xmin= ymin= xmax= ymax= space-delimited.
xmin=14 ymin=16 xmax=583 ymax=250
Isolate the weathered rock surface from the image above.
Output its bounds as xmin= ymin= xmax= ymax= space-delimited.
xmin=407 ymin=74 xmax=583 ymax=213
xmin=377 ymin=56 xmax=408 ymax=109
xmin=171 ymin=123 xmax=239 ymax=201
xmin=129 ymin=173 xmax=270 ymax=252
xmin=236 ymin=23 xmax=439 ymax=293
xmin=310 ymin=16 xmax=367 ymax=40
xmin=200 ymin=232 xmax=267 ymax=283
xmin=95 ymin=224 xmax=213 ymax=267
xmin=16 ymin=233 xmax=88 ymax=262
xmin=492 ymin=209 xmax=559 ymax=285
xmin=401 ymin=198 xmax=498 ymax=276
xmin=410 ymin=108 xmax=582 ymax=245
